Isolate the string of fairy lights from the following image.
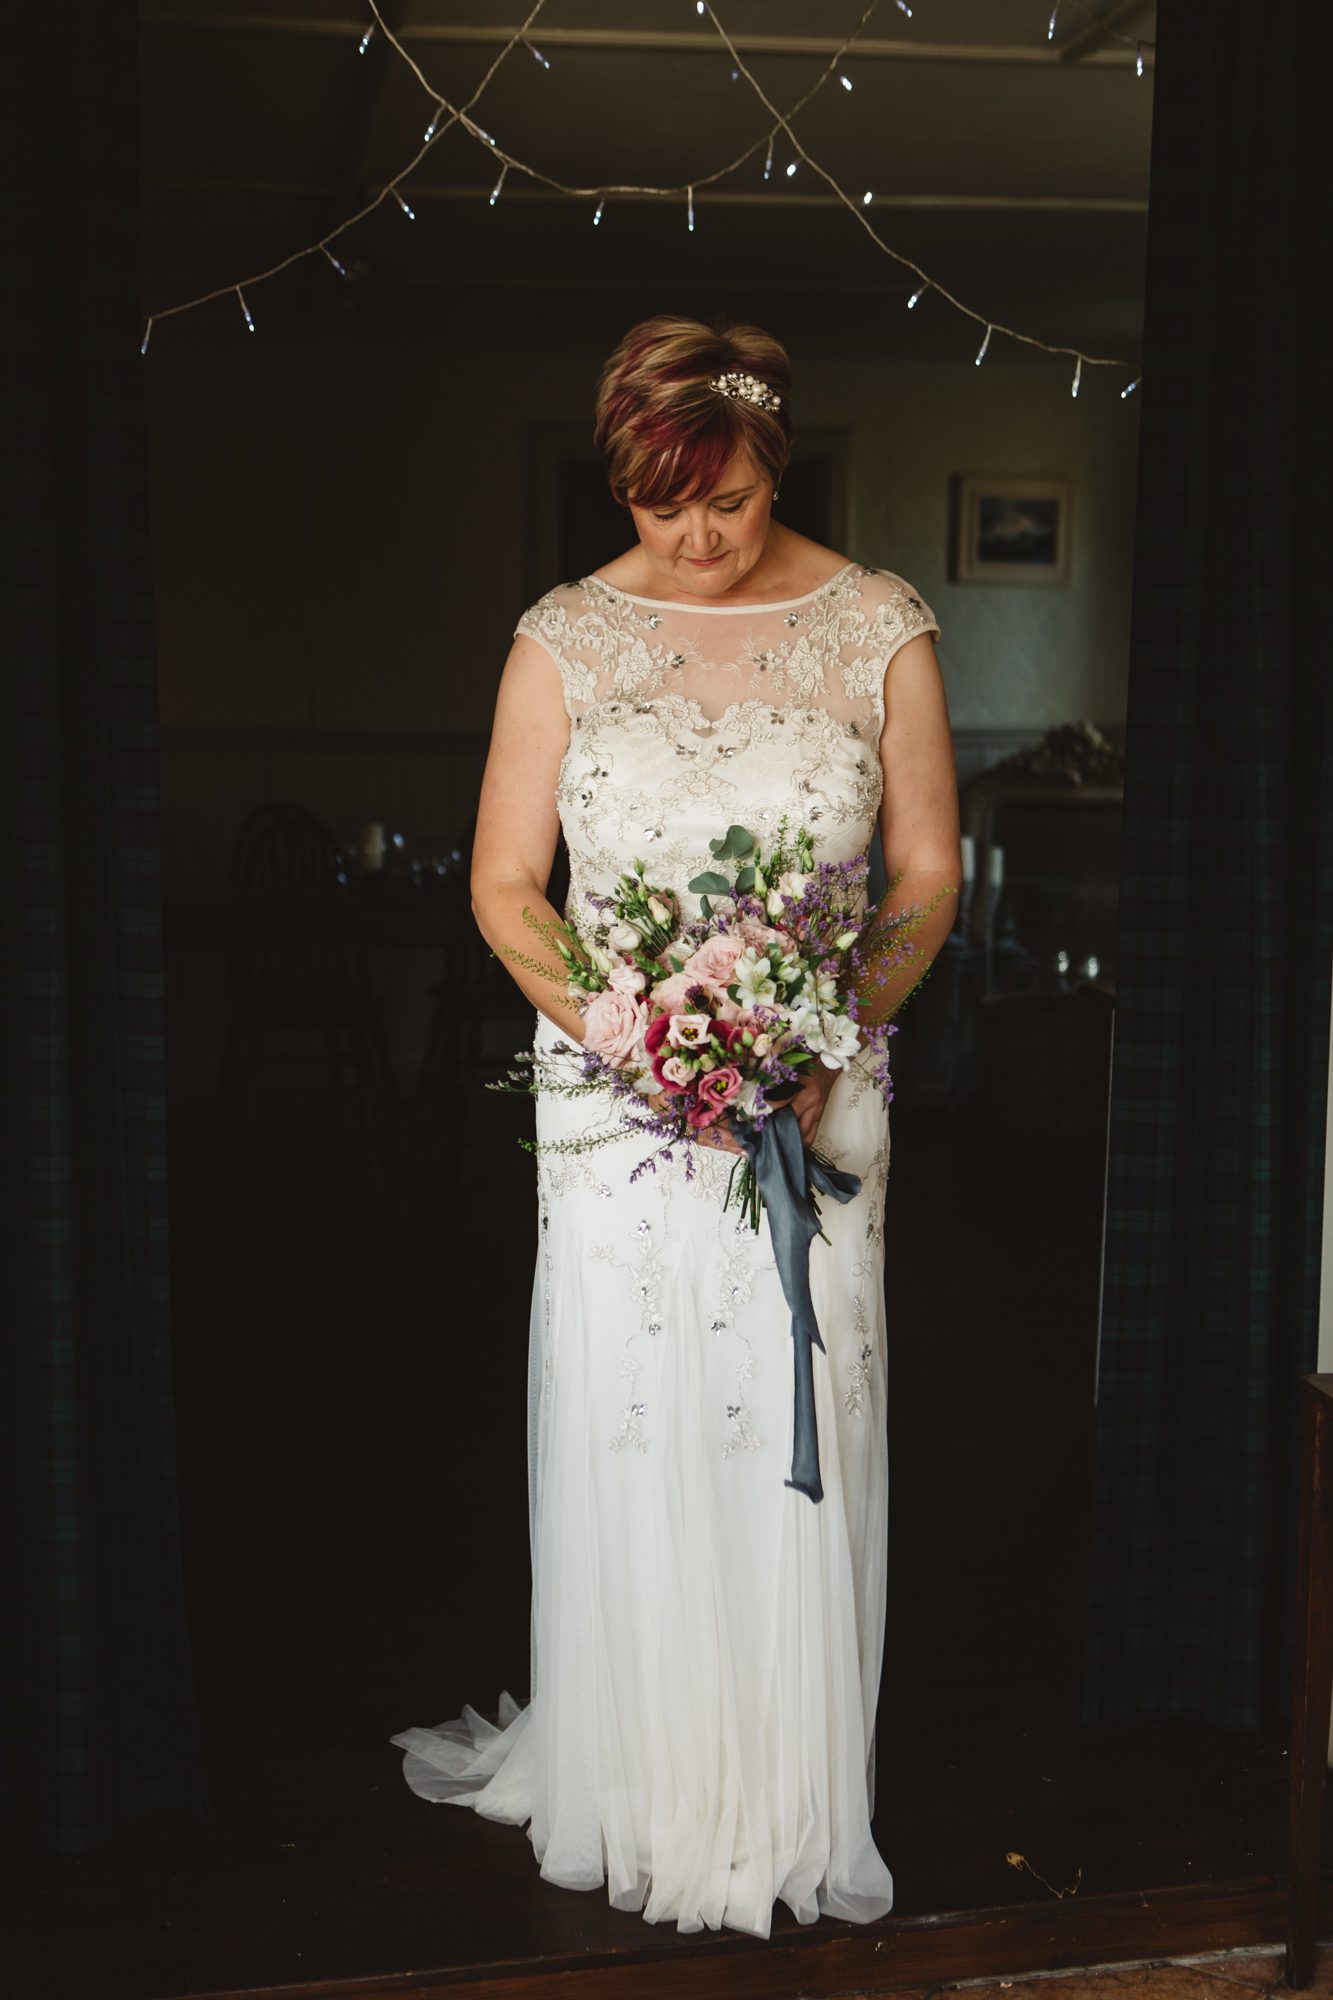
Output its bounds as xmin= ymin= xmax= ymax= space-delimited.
xmin=141 ymin=0 xmax=1152 ymax=401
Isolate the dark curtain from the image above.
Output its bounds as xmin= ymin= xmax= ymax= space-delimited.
xmin=1084 ymin=0 xmax=1333 ymax=1730
xmin=1 ymin=5 xmax=208 ymax=1849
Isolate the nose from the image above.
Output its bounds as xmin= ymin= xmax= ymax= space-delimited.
xmin=681 ymin=513 xmax=719 ymax=554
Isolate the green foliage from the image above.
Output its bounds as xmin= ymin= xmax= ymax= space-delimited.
xmin=708 ymin=824 xmax=755 ymax=862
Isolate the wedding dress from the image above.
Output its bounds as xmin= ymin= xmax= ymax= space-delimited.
xmin=390 ymin=561 xmax=941 ymax=1938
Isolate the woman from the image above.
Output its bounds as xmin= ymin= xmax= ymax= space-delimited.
xmin=391 ymin=313 xmax=962 ymax=1938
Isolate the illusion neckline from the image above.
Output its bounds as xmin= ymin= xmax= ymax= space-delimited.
xmin=580 ymin=560 xmax=860 ymax=615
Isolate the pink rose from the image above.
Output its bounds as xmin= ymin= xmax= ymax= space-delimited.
xmin=581 ymin=988 xmax=648 ymax=1069
xmin=608 ymin=961 xmax=646 ymax=996
xmin=735 ymin=912 xmax=781 ymax=949
xmin=660 ymin=1055 xmax=694 ymax=1088
xmin=681 ymin=933 xmax=746 ymax=988
xmin=647 ymin=970 xmax=708 ymax=1015
xmin=688 ymin=1064 xmax=742 ymax=1129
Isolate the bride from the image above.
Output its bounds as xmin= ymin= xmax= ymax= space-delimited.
xmin=391 ymin=313 xmax=962 ymax=1938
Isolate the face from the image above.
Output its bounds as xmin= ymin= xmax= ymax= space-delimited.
xmin=627 ymin=445 xmax=774 ymax=599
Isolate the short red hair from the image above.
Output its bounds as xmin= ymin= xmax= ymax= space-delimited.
xmin=593 ymin=314 xmax=794 ymax=510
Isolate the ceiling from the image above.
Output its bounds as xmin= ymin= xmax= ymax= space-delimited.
xmin=139 ymin=0 xmax=1157 ymax=363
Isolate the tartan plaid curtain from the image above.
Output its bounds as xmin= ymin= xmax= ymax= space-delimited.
xmin=1 ymin=5 xmax=208 ymax=1850
xmin=1084 ymin=0 xmax=1333 ymax=1728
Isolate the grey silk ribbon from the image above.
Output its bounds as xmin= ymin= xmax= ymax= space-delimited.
xmin=734 ymin=1102 xmax=861 ymax=1504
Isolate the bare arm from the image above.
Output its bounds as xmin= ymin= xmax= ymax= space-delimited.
xmin=470 ymin=633 xmax=586 ymax=1044
xmin=857 ymin=630 xmax=963 ymax=1027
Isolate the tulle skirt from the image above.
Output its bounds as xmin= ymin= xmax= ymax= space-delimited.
xmin=390 ymin=1011 xmax=894 ymax=1939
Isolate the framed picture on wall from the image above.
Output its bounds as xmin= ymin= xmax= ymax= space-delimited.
xmin=950 ymin=473 xmax=1072 ymax=585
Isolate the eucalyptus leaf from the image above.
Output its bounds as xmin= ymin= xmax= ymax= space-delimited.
xmin=735 ymin=865 xmax=756 ymax=894
xmin=688 ymin=871 xmax=732 ymax=896
xmin=708 ymin=823 xmax=755 ymax=862
xmin=700 ymin=893 xmax=712 ymax=921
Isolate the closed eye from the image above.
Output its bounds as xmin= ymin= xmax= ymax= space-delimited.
xmin=651 ymin=499 xmax=746 ymax=523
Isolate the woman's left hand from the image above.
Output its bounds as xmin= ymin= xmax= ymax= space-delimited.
xmin=784 ymin=1062 xmax=840 ymax=1149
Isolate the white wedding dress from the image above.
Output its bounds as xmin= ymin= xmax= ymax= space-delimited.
xmin=390 ymin=561 xmax=941 ymax=1938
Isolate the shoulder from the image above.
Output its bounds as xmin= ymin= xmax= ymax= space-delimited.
xmin=513 ymin=575 xmax=616 ymax=653
xmin=512 ymin=577 xmax=621 ymax=713
xmin=844 ymin=565 xmax=941 ymax=651
xmin=514 ymin=574 xmax=601 ymax=634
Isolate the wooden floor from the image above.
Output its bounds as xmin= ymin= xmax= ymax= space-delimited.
xmin=8 ymin=1048 xmax=1323 ymax=1998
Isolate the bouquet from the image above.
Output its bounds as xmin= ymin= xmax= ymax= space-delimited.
xmin=495 ymin=819 xmax=953 ymax=1501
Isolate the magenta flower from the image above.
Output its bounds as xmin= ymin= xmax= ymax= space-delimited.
xmin=689 ymin=1064 xmax=742 ymax=1128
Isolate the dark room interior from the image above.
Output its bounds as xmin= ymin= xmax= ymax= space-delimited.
xmin=8 ymin=3 xmax=1333 ymax=1997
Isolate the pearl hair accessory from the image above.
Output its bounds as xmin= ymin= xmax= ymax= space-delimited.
xmin=708 ymin=371 xmax=782 ymax=412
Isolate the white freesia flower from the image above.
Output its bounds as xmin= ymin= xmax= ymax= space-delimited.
xmin=587 ymin=941 xmax=619 ymax=975
xmin=646 ymin=894 xmax=672 ymax=924
xmin=835 ymin=928 xmax=859 ymax=950
xmin=607 ymin=920 xmax=641 ymax=953
xmin=778 ymin=870 xmax=808 ymax=902
xmin=733 ymin=947 xmax=779 ymax=1007
xmin=765 ymin=889 xmax=785 ymax=919
xmin=812 ymin=970 xmax=840 ymax=1007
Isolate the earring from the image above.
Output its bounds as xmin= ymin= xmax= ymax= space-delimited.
xmin=772 ymin=488 xmax=780 ymax=502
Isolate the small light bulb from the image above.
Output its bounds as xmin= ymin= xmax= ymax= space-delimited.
xmin=471 ymin=123 xmax=496 ymax=148
xmin=140 ymin=318 xmax=152 ymax=355
xmin=1135 ymin=42 xmax=1144 ymax=76
xmin=763 ymin=135 xmax=773 ymax=181
xmin=862 ymin=190 xmax=873 ymax=206
xmin=1070 ymin=355 xmax=1083 ymax=398
xmin=975 ymin=324 xmax=992 ymax=365
xmin=907 ymin=281 xmax=930 ymax=308
xmin=393 ymin=188 xmax=415 ymax=221
xmin=896 ymin=0 xmax=913 ymax=15
xmin=424 ymin=105 xmax=443 ymax=143
xmin=687 ymin=186 xmax=695 ymax=231
xmin=322 ymin=245 xmax=348 ymax=277
xmin=593 ymin=197 xmax=606 ymax=226
xmin=785 ymin=160 xmax=797 ymax=178
xmin=1121 ymin=375 xmax=1141 ymax=399
xmin=839 ymin=72 xmax=853 ymax=91
xmin=489 ymin=164 xmax=507 ymax=205
xmin=731 ymin=67 xmax=739 ymax=81
xmin=527 ymin=41 xmax=550 ymax=68
xmin=696 ymin=1 xmax=705 ymax=12
xmin=236 ymin=285 xmax=255 ymax=333
xmin=1048 ymin=4 xmax=1059 ymax=39
xmin=358 ymin=22 xmax=374 ymax=54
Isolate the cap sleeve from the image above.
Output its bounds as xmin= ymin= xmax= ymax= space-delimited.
xmin=512 ymin=582 xmax=600 ymax=715
xmin=868 ymin=568 xmax=941 ymax=663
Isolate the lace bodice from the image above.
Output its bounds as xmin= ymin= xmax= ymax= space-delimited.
xmin=513 ymin=562 xmax=940 ymax=925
